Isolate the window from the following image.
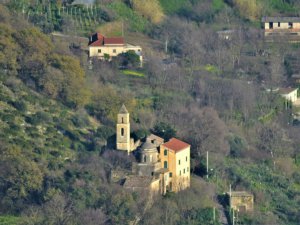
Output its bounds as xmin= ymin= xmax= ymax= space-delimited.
xmin=289 ymin=22 xmax=293 ymax=29
xmin=179 ymin=170 xmax=181 ymax=175
xmin=186 ymin=156 xmax=188 ymax=161
xmin=164 ymin=161 xmax=168 ymax=169
xmin=164 ymin=149 xmax=168 ymax=156
xmin=278 ymin=22 xmax=280 ymax=27
xmin=144 ymin=155 xmax=146 ymax=162
xmin=187 ymin=167 xmax=189 ymax=172
xmin=269 ymin=22 xmax=273 ymax=29
xmin=169 ymin=172 xmax=172 ymax=177
xmin=98 ymin=49 xmax=101 ymax=53
xmin=178 ymin=159 xmax=181 ymax=165
xmin=184 ymin=169 xmax=185 ymax=174
xmin=121 ymin=117 xmax=124 ymax=123
xmin=113 ymin=49 xmax=116 ymax=53
xmin=121 ymin=128 xmax=124 ymax=136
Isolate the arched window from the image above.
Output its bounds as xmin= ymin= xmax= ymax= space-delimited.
xmin=121 ymin=128 xmax=124 ymax=136
xmin=122 ymin=117 xmax=124 ymax=123
xmin=144 ymin=155 xmax=147 ymax=162
xmin=164 ymin=149 xmax=167 ymax=156
xmin=164 ymin=161 xmax=168 ymax=169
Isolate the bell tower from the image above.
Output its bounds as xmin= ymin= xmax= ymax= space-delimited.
xmin=116 ymin=104 xmax=131 ymax=152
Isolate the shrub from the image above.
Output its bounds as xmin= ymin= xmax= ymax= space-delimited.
xmin=113 ymin=50 xmax=140 ymax=69
xmin=25 ymin=112 xmax=51 ymax=125
xmin=71 ymin=111 xmax=90 ymax=128
xmin=107 ymin=2 xmax=149 ymax=32
xmin=132 ymin=129 xmax=150 ymax=140
xmin=229 ymin=135 xmax=246 ymax=157
xmin=153 ymin=122 xmax=176 ymax=141
xmin=131 ymin=0 xmax=164 ymax=24
xmin=233 ymin=0 xmax=262 ymax=21
xmin=96 ymin=126 xmax=115 ymax=141
xmin=72 ymin=142 xmax=86 ymax=151
xmin=11 ymin=100 xmax=27 ymax=112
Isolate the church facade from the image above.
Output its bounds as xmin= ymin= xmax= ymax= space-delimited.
xmin=116 ymin=105 xmax=190 ymax=195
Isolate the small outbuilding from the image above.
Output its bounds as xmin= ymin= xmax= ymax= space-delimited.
xmin=279 ymin=87 xmax=298 ymax=102
xmin=228 ymin=191 xmax=254 ymax=212
xmin=262 ymin=17 xmax=300 ymax=42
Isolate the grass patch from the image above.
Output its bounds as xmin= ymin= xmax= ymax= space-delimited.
xmin=258 ymin=109 xmax=276 ymax=123
xmin=159 ymin=0 xmax=189 ymax=14
xmin=107 ymin=2 xmax=149 ymax=32
xmin=122 ymin=70 xmax=145 ymax=77
xmin=204 ymin=64 xmax=220 ymax=74
xmin=0 ymin=215 xmax=20 ymax=225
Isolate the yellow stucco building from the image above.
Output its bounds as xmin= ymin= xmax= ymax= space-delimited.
xmin=115 ymin=105 xmax=191 ymax=195
xmin=160 ymin=138 xmax=190 ymax=193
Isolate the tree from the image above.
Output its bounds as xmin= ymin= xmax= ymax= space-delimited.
xmin=79 ymin=208 xmax=108 ymax=225
xmin=233 ymin=0 xmax=262 ymax=21
xmin=88 ymin=84 xmax=136 ymax=122
xmin=49 ymin=54 xmax=91 ymax=107
xmin=0 ymin=144 xmax=43 ymax=213
xmin=180 ymin=107 xmax=229 ymax=159
xmin=153 ymin=122 xmax=176 ymax=141
xmin=0 ymin=23 xmax=19 ymax=74
xmin=107 ymin=192 xmax=137 ymax=224
xmin=22 ymin=193 xmax=76 ymax=225
xmin=15 ymin=27 xmax=53 ymax=80
xmin=40 ymin=67 xmax=65 ymax=98
xmin=113 ymin=50 xmax=141 ymax=69
xmin=131 ymin=0 xmax=164 ymax=24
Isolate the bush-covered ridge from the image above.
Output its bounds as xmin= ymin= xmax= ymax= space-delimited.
xmin=1 ymin=0 xmax=300 ymax=224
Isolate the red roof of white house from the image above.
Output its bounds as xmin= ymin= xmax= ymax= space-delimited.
xmin=88 ymin=33 xmax=124 ymax=46
xmin=162 ymin=138 xmax=190 ymax=153
xmin=104 ymin=37 xmax=125 ymax=45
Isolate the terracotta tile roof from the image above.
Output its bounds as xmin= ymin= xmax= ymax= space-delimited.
xmin=88 ymin=33 xmax=124 ymax=46
xmin=278 ymin=87 xmax=297 ymax=95
xmin=104 ymin=37 xmax=124 ymax=45
xmin=162 ymin=138 xmax=190 ymax=153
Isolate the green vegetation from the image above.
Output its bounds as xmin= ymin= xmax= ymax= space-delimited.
xmin=7 ymin=0 xmax=112 ymax=34
xmin=122 ymin=70 xmax=145 ymax=77
xmin=159 ymin=0 xmax=189 ymax=14
xmin=107 ymin=2 xmax=149 ymax=32
xmin=0 ymin=216 xmax=20 ymax=225
xmin=1 ymin=0 xmax=300 ymax=224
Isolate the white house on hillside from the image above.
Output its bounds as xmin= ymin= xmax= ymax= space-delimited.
xmin=88 ymin=33 xmax=143 ymax=64
xmin=279 ymin=87 xmax=298 ymax=102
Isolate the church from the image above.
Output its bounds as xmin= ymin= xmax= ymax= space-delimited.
xmin=115 ymin=104 xmax=190 ymax=195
